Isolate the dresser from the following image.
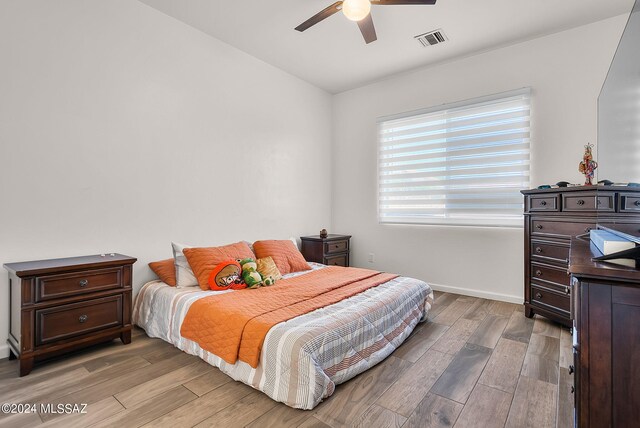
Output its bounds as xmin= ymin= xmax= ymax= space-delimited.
xmin=569 ymin=237 xmax=640 ymax=428
xmin=4 ymin=254 xmax=137 ymax=376
xmin=300 ymin=234 xmax=351 ymax=267
xmin=522 ymin=187 xmax=640 ymax=327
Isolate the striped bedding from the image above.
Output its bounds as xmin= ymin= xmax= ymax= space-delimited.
xmin=132 ymin=263 xmax=433 ymax=409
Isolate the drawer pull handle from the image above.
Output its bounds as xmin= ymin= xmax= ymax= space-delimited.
xmin=535 ymin=247 xmax=542 ymax=254
xmin=536 ymin=224 xmax=543 ymax=230
xmin=569 ymin=365 xmax=574 ymax=375
xmin=79 ymin=315 xmax=88 ymax=323
xmin=577 ymin=199 xmax=585 ymax=206
xmin=535 ymin=292 xmax=542 ymax=299
xmin=635 ymin=201 xmax=640 ymax=207
xmin=535 ymin=270 xmax=542 ymax=277
xmin=540 ymin=200 xmax=547 ymax=206
xmin=79 ymin=279 xmax=89 ymax=287
xmin=565 ymin=287 xmax=570 ymax=295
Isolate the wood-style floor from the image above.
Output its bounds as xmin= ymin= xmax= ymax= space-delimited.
xmin=0 ymin=291 xmax=573 ymax=428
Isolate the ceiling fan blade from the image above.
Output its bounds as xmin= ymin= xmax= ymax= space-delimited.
xmin=371 ymin=0 xmax=437 ymax=5
xmin=295 ymin=1 xmax=343 ymax=32
xmin=357 ymin=14 xmax=377 ymax=44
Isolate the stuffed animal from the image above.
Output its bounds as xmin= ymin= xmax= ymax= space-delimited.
xmin=208 ymin=260 xmax=246 ymax=291
xmin=237 ymin=258 xmax=278 ymax=288
xmin=238 ymin=258 xmax=263 ymax=289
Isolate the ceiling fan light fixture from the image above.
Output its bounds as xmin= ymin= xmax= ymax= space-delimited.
xmin=342 ymin=0 xmax=371 ymax=22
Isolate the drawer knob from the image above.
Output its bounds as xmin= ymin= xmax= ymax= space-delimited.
xmin=79 ymin=279 xmax=88 ymax=287
xmin=577 ymin=199 xmax=585 ymax=206
xmin=535 ymin=270 xmax=542 ymax=277
xmin=79 ymin=315 xmax=88 ymax=323
xmin=635 ymin=200 xmax=640 ymax=207
xmin=569 ymin=365 xmax=575 ymax=375
xmin=536 ymin=224 xmax=543 ymax=230
xmin=535 ymin=247 xmax=542 ymax=254
xmin=535 ymin=292 xmax=542 ymax=299
xmin=565 ymin=287 xmax=570 ymax=295
xmin=571 ymin=386 xmax=575 ymax=394
xmin=585 ymin=227 xmax=592 ymax=233
xmin=540 ymin=200 xmax=547 ymax=206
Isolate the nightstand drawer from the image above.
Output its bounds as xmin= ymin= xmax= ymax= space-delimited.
xmin=36 ymin=267 xmax=123 ymax=302
xmin=35 ymin=295 xmax=123 ymax=346
xmin=325 ymin=240 xmax=349 ymax=254
xmin=325 ymin=254 xmax=348 ymax=267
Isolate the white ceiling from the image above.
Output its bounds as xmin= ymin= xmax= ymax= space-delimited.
xmin=139 ymin=0 xmax=634 ymax=93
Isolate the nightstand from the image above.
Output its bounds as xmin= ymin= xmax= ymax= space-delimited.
xmin=4 ymin=253 xmax=137 ymax=376
xmin=300 ymin=234 xmax=351 ymax=267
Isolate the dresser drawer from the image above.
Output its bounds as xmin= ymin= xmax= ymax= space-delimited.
xmin=35 ymin=295 xmax=123 ymax=346
xmin=620 ymin=193 xmax=640 ymax=212
xmin=325 ymin=240 xmax=349 ymax=254
xmin=531 ymin=219 xmax=595 ymax=238
xmin=528 ymin=194 xmax=560 ymax=212
xmin=562 ymin=192 xmax=615 ymax=212
xmin=531 ymin=262 xmax=570 ymax=287
xmin=36 ymin=267 xmax=123 ymax=302
xmin=531 ymin=240 xmax=570 ymax=265
xmin=597 ymin=222 xmax=640 ymax=236
xmin=531 ymin=285 xmax=570 ymax=314
xmin=325 ymin=254 xmax=348 ymax=267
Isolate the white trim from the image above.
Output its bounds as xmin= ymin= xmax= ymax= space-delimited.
xmin=0 ymin=344 xmax=9 ymax=360
xmin=429 ymin=282 xmax=523 ymax=304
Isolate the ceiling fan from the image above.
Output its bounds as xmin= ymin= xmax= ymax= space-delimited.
xmin=295 ymin=0 xmax=437 ymax=44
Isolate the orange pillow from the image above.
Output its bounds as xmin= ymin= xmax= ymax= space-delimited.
xmin=148 ymin=259 xmax=177 ymax=286
xmin=183 ymin=242 xmax=255 ymax=290
xmin=253 ymin=240 xmax=311 ymax=275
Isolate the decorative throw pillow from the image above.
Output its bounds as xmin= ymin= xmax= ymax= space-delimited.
xmin=148 ymin=259 xmax=176 ymax=286
xmin=172 ymin=242 xmax=199 ymax=288
xmin=253 ymin=240 xmax=311 ymax=275
xmin=183 ymin=242 xmax=255 ymax=290
xmin=208 ymin=260 xmax=246 ymax=291
xmin=256 ymin=256 xmax=282 ymax=281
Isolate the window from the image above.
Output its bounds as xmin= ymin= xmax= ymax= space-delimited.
xmin=378 ymin=88 xmax=531 ymax=227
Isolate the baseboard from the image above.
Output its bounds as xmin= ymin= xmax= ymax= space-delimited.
xmin=429 ymin=282 xmax=523 ymax=304
xmin=0 ymin=343 xmax=9 ymax=360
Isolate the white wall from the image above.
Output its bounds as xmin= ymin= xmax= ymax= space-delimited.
xmin=332 ymin=15 xmax=628 ymax=303
xmin=0 ymin=0 xmax=332 ymax=358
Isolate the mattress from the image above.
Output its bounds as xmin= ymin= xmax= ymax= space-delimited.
xmin=133 ymin=263 xmax=433 ymax=409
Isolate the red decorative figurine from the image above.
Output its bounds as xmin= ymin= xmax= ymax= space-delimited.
xmin=578 ymin=143 xmax=598 ymax=186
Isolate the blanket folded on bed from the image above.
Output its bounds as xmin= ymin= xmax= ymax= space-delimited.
xmin=179 ymin=266 xmax=398 ymax=368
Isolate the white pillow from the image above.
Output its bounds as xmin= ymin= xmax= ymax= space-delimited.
xmin=171 ymin=242 xmax=198 ymax=288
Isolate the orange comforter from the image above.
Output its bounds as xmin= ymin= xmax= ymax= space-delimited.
xmin=179 ymin=266 xmax=398 ymax=368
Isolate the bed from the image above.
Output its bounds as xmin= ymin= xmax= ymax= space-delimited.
xmin=133 ymin=263 xmax=433 ymax=409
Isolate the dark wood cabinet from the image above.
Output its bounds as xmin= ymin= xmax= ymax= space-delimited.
xmin=522 ymin=187 xmax=640 ymax=327
xmin=569 ymin=237 xmax=640 ymax=428
xmin=300 ymin=234 xmax=351 ymax=267
xmin=4 ymin=254 xmax=137 ymax=376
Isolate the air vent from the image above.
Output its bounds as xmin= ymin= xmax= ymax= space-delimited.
xmin=414 ymin=29 xmax=447 ymax=47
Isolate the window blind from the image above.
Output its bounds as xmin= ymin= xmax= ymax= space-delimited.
xmin=378 ymin=88 xmax=531 ymax=227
